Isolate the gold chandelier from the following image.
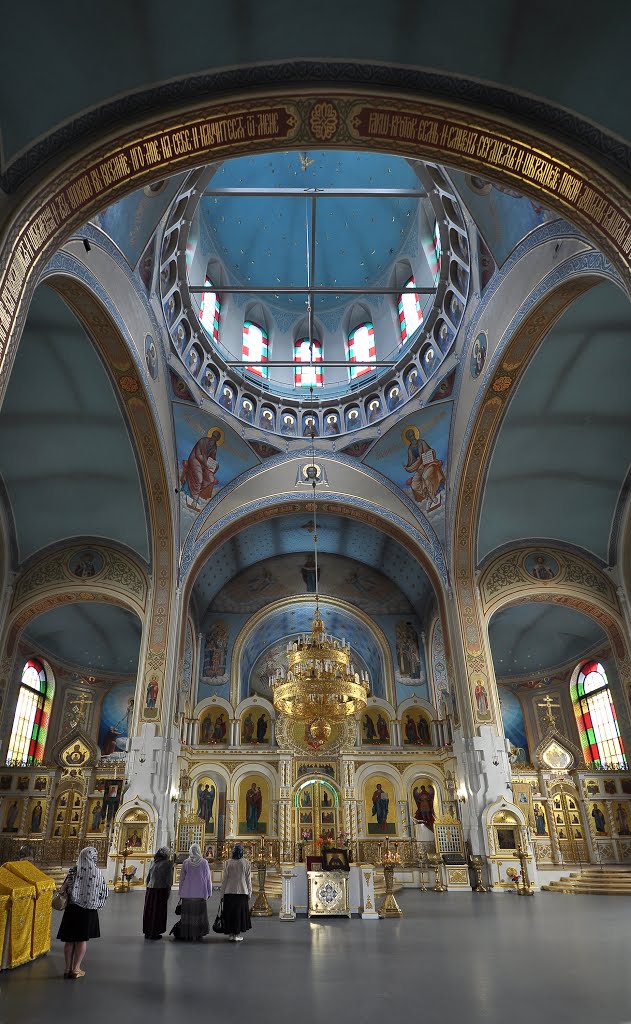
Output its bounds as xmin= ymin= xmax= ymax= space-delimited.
xmin=271 ymin=419 xmax=369 ymax=746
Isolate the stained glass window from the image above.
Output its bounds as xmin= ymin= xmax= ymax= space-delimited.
xmin=571 ymin=661 xmax=626 ymax=769
xmin=242 ymin=320 xmax=268 ymax=378
xmin=397 ymin=276 xmax=423 ymax=344
xmin=294 ymin=338 xmax=323 ymax=387
xmin=198 ymin=277 xmax=220 ymax=342
xmin=347 ymin=322 xmax=375 ymax=380
xmin=7 ymin=660 xmax=52 ymax=765
xmin=432 ymin=221 xmax=442 ymax=279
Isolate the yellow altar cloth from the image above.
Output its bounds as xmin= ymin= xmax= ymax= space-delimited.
xmin=5 ymin=861 xmax=55 ymax=959
xmin=0 ymin=866 xmax=35 ymax=968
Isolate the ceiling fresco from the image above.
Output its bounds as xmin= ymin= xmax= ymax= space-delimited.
xmin=192 ymin=512 xmax=436 ymax=626
xmin=0 ymin=286 xmax=149 ymax=563
xmin=479 ymin=282 xmax=631 ymax=564
xmin=488 ymin=602 xmax=606 ymax=679
xmin=209 ymin=552 xmax=413 ymax=616
xmin=22 ymin=601 xmax=142 ymax=677
xmin=173 ymin=399 xmax=260 ymax=546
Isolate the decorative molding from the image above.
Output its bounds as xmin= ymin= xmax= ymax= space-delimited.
xmin=480 ymin=547 xmax=617 ymax=615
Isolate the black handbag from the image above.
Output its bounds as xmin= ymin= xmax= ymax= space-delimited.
xmin=174 ymin=900 xmax=182 ymax=916
xmin=212 ymin=898 xmax=225 ymax=934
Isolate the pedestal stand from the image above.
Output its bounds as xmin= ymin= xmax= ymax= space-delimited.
xmin=251 ymin=841 xmax=273 ymax=916
xmin=428 ymin=853 xmax=447 ymax=892
xmin=377 ymin=861 xmax=403 ymax=918
xmin=470 ymin=855 xmax=489 ymax=892
xmin=114 ymin=848 xmax=130 ymax=893
xmin=517 ymin=848 xmax=535 ymax=896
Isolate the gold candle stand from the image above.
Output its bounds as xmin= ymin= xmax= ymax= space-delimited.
xmin=114 ymin=847 xmax=131 ymax=893
xmin=428 ymin=852 xmax=447 ymax=892
xmin=251 ymin=838 xmax=273 ymax=917
xmin=470 ymin=855 xmax=489 ymax=893
xmin=517 ymin=847 xmax=535 ymax=896
xmin=378 ymin=860 xmax=403 ymax=918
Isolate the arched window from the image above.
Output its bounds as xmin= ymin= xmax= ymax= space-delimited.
xmin=397 ymin=276 xmax=423 ymax=343
xmin=198 ymin=277 xmax=220 ymax=342
xmin=7 ymin=659 xmax=53 ymax=765
xmin=242 ymin=320 xmax=268 ymax=378
xmin=571 ymin=661 xmax=627 ymax=768
xmin=432 ymin=221 xmax=442 ymax=279
xmin=294 ymin=338 xmax=323 ymax=387
xmin=347 ymin=322 xmax=375 ymax=380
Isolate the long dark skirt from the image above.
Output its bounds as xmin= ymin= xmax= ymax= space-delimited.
xmin=143 ymin=888 xmax=170 ymax=938
xmin=173 ymin=898 xmax=209 ymax=941
xmin=223 ymin=894 xmax=252 ymax=935
xmin=57 ymin=903 xmax=100 ymax=942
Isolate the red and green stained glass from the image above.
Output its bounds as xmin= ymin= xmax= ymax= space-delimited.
xmin=242 ymin=320 xmax=269 ymax=378
xmin=294 ymin=338 xmax=323 ymax=387
xmin=571 ymin=661 xmax=626 ymax=769
xmin=397 ymin=276 xmax=423 ymax=344
xmin=7 ymin=659 xmax=52 ymax=766
xmin=347 ymin=322 xmax=375 ymax=380
xmin=198 ymin=277 xmax=220 ymax=342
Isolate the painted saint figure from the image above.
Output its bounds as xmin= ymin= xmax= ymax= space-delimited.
xmin=363 ymin=715 xmax=377 ymax=743
xmin=475 ymin=682 xmax=489 ymax=717
xmin=376 ymin=714 xmax=389 ymax=743
xmin=180 ymin=428 xmax=223 ymax=510
xmin=413 ymin=784 xmax=435 ymax=830
xmin=146 ymin=678 xmax=159 ymax=709
xmin=592 ymin=805 xmax=606 ymax=834
xmin=30 ymin=801 xmax=43 ymax=833
xmin=197 ymin=784 xmax=215 ymax=829
xmin=371 ymin=784 xmax=389 ymax=832
xmin=256 ymin=714 xmax=268 ymax=744
xmin=91 ymin=801 xmax=103 ymax=832
xmin=534 ymin=805 xmax=547 ymax=835
xmin=242 ymin=713 xmax=254 ymax=743
xmin=404 ymin=715 xmax=419 ymax=745
xmin=616 ymin=804 xmax=631 ymax=836
xmin=246 ymin=783 xmax=263 ymax=832
xmin=402 ymin=425 xmax=445 ymax=511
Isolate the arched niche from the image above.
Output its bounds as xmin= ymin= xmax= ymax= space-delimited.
xmin=231 ymin=595 xmax=395 ymax=706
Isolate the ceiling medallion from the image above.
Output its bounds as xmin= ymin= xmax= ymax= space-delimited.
xmin=271 ymin=420 xmax=369 ymax=748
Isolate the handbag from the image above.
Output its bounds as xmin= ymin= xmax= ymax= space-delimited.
xmin=174 ymin=900 xmax=182 ymax=916
xmin=212 ymin=898 xmax=225 ymax=934
xmin=52 ymin=889 xmax=68 ymax=912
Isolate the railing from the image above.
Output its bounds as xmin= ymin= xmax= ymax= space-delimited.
xmin=0 ymin=835 xmax=109 ymax=867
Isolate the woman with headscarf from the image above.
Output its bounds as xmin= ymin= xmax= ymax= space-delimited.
xmin=143 ymin=846 xmax=173 ymax=940
xmin=220 ymin=843 xmax=252 ymax=942
xmin=173 ymin=843 xmax=212 ymax=941
xmin=57 ymin=846 xmax=108 ymax=979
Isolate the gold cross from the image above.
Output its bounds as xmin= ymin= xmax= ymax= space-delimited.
xmin=69 ymin=690 xmax=93 ymax=725
xmin=537 ymin=694 xmax=560 ymax=729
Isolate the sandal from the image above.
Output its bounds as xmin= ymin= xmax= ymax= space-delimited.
xmin=71 ymin=969 xmax=86 ymax=979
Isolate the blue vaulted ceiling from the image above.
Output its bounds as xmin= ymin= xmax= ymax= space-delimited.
xmin=478 ymin=282 xmax=631 ymax=564
xmin=199 ymin=151 xmax=425 ymax=313
xmin=0 ymin=285 xmax=149 ymax=563
xmin=192 ymin=513 xmax=435 ymax=627
xmin=23 ymin=601 xmax=142 ymax=677
xmin=488 ymin=602 xmax=606 ymax=679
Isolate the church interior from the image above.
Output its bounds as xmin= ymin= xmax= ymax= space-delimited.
xmin=0 ymin=3 xmax=630 ymax=1019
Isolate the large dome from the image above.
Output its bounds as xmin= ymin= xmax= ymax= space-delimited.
xmin=160 ymin=152 xmax=470 ymax=434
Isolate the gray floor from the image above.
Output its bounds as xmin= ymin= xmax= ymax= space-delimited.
xmin=1 ymin=890 xmax=630 ymax=1024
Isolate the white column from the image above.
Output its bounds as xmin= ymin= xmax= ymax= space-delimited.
xmin=358 ymin=865 xmax=379 ymax=920
xmin=280 ymin=868 xmax=297 ymax=920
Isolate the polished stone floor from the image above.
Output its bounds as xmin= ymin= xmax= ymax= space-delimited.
xmin=2 ymin=890 xmax=631 ymax=1024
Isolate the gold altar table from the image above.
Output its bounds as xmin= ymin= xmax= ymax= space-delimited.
xmin=307 ymin=870 xmax=351 ymax=917
xmin=0 ymin=866 xmax=35 ymax=968
xmin=6 ymin=861 xmax=55 ymax=959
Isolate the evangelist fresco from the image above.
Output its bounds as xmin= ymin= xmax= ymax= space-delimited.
xmin=450 ymin=170 xmax=557 ymax=265
xmin=240 ymin=708 xmax=271 ymax=745
xmin=364 ymin=404 xmax=452 ymax=543
xmin=498 ymin=688 xmax=530 ymax=764
xmin=173 ymin=402 xmax=259 ymax=545
xmin=402 ymin=710 xmax=432 ymax=746
xmin=364 ymin=778 xmax=396 ymax=835
xmin=98 ymin=682 xmax=135 ymax=757
xmin=199 ymin=708 xmax=229 ymax=745
xmin=209 ymin=553 xmax=412 ymax=617
xmin=238 ymin=774 xmax=269 ymax=836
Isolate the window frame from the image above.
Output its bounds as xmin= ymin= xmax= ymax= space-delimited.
xmin=571 ymin=660 xmax=627 ymax=769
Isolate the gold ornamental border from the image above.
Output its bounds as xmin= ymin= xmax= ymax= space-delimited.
xmin=0 ymin=88 xmax=630 ymax=405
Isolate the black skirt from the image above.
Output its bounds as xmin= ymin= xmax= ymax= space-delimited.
xmin=172 ymin=898 xmax=209 ymax=941
xmin=222 ymin=893 xmax=252 ymax=935
xmin=57 ymin=903 xmax=100 ymax=942
xmin=143 ymin=888 xmax=170 ymax=937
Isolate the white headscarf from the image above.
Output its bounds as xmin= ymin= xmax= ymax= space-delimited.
xmin=70 ymin=846 xmax=108 ymax=910
xmin=188 ymin=843 xmax=202 ymax=865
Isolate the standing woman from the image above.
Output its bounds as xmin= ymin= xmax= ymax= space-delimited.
xmin=57 ymin=846 xmax=108 ymax=979
xmin=221 ymin=843 xmax=252 ymax=941
xmin=175 ymin=843 xmax=212 ymax=941
xmin=143 ymin=847 xmax=173 ymax=940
